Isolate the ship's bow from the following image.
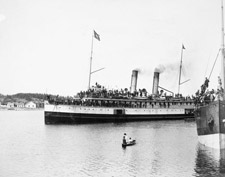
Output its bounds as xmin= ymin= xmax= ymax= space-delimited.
xmin=196 ymin=100 xmax=225 ymax=149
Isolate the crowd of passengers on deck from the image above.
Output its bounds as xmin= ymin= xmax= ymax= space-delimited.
xmin=194 ymin=77 xmax=224 ymax=105
xmin=77 ymin=82 xmax=192 ymax=100
xmin=46 ymin=83 xmax=194 ymax=107
xmin=47 ymin=96 xmax=193 ymax=108
xmin=78 ymin=82 xmax=148 ymax=99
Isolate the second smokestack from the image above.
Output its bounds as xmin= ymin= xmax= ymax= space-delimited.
xmin=130 ymin=70 xmax=138 ymax=93
xmin=152 ymin=71 xmax=160 ymax=95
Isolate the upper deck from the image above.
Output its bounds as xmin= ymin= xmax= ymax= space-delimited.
xmin=47 ymin=96 xmax=194 ymax=110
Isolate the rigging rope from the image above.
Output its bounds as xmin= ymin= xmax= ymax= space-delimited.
xmin=208 ymin=48 xmax=221 ymax=80
xmin=204 ymin=54 xmax=211 ymax=78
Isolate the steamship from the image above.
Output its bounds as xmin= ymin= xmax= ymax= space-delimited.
xmin=45 ymin=70 xmax=194 ymax=124
xmin=195 ymin=0 xmax=225 ymax=149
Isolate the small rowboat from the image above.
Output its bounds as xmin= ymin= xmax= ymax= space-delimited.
xmin=122 ymin=140 xmax=136 ymax=147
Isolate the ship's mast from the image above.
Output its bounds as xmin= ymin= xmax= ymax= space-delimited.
xmin=178 ymin=44 xmax=185 ymax=94
xmin=221 ymin=0 xmax=225 ymax=94
xmin=88 ymin=30 xmax=103 ymax=89
xmin=88 ymin=34 xmax=94 ymax=90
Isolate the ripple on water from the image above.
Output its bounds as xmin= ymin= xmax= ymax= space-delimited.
xmin=1 ymin=112 xmax=225 ymax=177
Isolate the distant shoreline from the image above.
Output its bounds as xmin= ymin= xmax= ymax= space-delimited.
xmin=0 ymin=107 xmax=44 ymax=111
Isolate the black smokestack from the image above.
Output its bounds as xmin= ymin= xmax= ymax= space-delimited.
xmin=152 ymin=71 xmax=160 ymax=95
xmin=130 ymin=70 xmax=138 ymax=93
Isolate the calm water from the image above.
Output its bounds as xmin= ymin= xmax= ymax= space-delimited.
xmin=0 ymin=111 xmax=225 ymax=177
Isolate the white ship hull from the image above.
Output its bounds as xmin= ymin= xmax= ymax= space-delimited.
xmin=198 ymin=133 xmax=225 ymax=149
xmin=44 ymin=103 xmax=194 ymax=124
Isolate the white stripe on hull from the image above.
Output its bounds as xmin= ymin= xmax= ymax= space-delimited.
xmin=198 ymin=133 xmax=225 ymax=149
xmin=44 ymin=104 xmax=186 ymax=115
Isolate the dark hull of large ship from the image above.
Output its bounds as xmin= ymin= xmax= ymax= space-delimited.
xmin=45 ymin=104 xmax=194 ymax=124
xmin=45 ymin=111 xmax=194 ymax=124
xmin=195 ymin=100 xmax=225 ymax=149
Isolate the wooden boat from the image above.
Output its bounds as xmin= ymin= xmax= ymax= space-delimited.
xmin=122 ymin=140 xmax=136 ymax=147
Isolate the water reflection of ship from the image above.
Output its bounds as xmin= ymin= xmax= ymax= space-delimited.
xmin=194 ymin=143 xmax=225 ymax=176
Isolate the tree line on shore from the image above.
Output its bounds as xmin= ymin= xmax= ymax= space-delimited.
xmin=0 ymin=93 xmax=46 ymax=104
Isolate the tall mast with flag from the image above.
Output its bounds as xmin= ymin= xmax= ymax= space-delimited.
xmin=88 ymin=30 xmax=100 ymax=89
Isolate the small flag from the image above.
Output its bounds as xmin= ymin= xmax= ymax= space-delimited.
xmin=94 ymin=30 xmax=100 ymax=41
xmin=182 ymin=44 xmax=185 ymax=50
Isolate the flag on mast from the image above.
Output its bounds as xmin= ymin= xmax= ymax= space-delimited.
xmin=182 ymin=44 xmax=185 ymax=50
xmin=94 ymin=30 xmax=100 ymax=41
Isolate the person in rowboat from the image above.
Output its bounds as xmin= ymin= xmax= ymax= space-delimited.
xmin=128 ymin=137 xmax=133 ymax=143
xmin=123 ymin=133 xmax=128 ymax=144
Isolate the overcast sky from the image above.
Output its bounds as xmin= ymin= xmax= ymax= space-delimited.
xmin=0 ymin=0 xmax=223 ymax=96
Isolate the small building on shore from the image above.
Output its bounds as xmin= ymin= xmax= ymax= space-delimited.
xmin=14 ymin=102 xmax=25 ymax=108
xmin=25 ymin=101 xmax=36 ymax=109
xmin=7 ymin=102 xmax=14 ymax=108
